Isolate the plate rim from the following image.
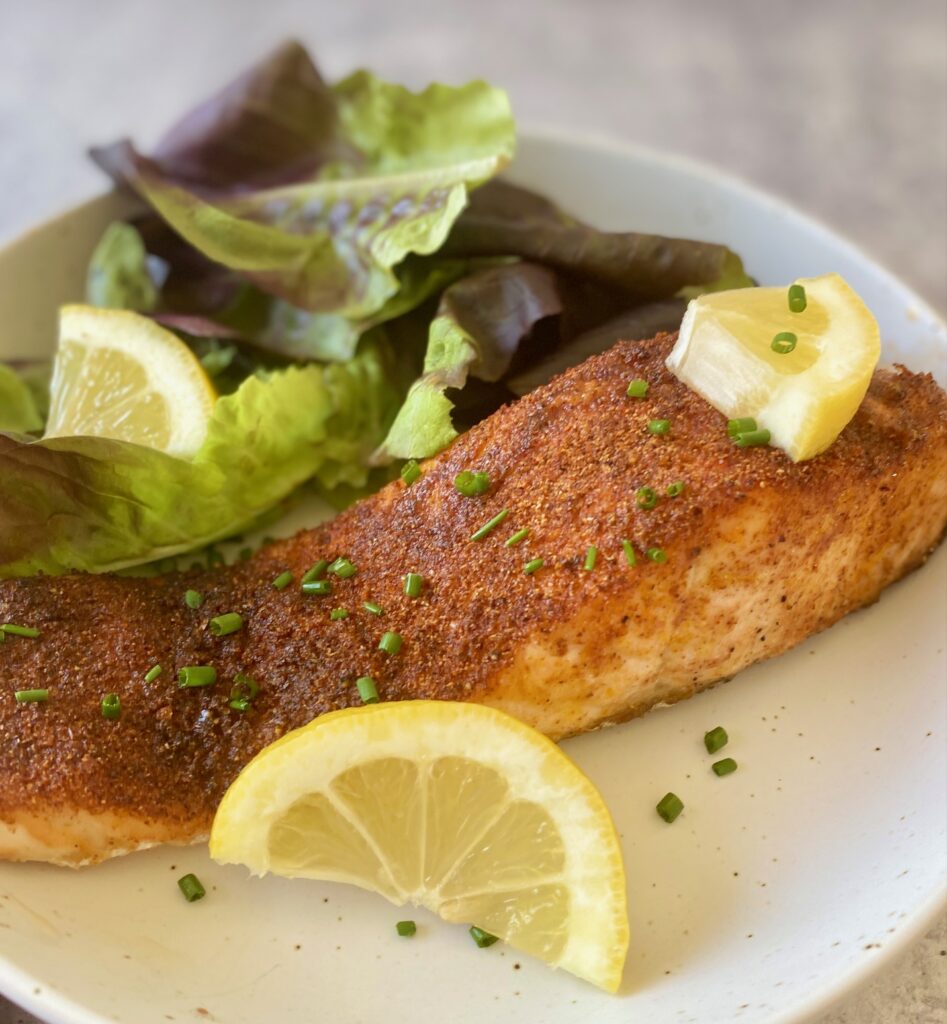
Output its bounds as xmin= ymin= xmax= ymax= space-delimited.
xmin=0 ymin=126 xmax=944 ymax=1024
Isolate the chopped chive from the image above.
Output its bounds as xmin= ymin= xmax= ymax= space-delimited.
xmin=626 ymin=378 xmax=649 ymax=398
xmin=396 ymin=920 xmax=417 ymax=937
xmin=636 ymin=486 xmax=658 ymax=510
xmin=788 ymin=283 xmax=807 ymax=313
xmin=328 ymin=557 xmax=358 ymax=579
xmin=621 ymin=539 xmax=637 ymax=566
xmin=239 ymin=546 xmax=253 ymax=562
xmin=101 ymin=693 xmax=121 ymax=720
xmin=302 ymin=580 xmax=332 ymax=597
xmin=403 ymin=573 xmax=424 ymax=598
xmin=356 ymin=676 xmax=379 ymax=704
xmin=144 ymin=664 xmax=163 ymax=683
xmin=401 ymin=459 xmax=421 ymax=486
xmin=0 ymin=623 xmax=41 ymax=639
xmin=648 ymin=418 xmax=670 ymax=435
xmin=583 ymin=545 xmax=598 ymax=571
xmin=504 ymin=528 xmax=530 ymax=547
xmin=454 ymin=470 xmax=491 ymax=497
xmin=209 ymin=612 xmax=243 ymax=637
xmin=272 ymin=571 xmax=293 ymax=591
xmin=229 ymin=697 xmax=251 ymax=712
xmin=735 ymin=428 xmax=771 ymax=448
xmin=666 ymin=481 xmax=685 ymax=498
xmin=14 ymin=689 xmax=48 ymax=703
xmin=470 ymin=508 xmax=509 ymax=541
xmin=330 ymin=608 xmax=349 ymax=621
xmin=727 ymin=417 xmax=757 ymax=437
xmin=712 ymin=757 xmax=738 ymax=777
xmin=206 ymin=547 xmax=224 ymax=568
xmin=704 ymin=726 xmax=729 ymax=754
xmin=363 ymin=601 xmax=384 ymax=616
xmin=523 ymin=558 xmax=545 ymax=575
xmin=771 ymin=331 xmax=797 ymax=354
xmin=646 ymin=547 xmax=668 ymax=564
xmin=469 ymin=926 xmax=499 ymax=948
xmin=301 ymin=560 xmax=329 ymax=585
xmin=229 ymin=673 xmax=259 ymax=711
xmin=656 ymin=792 xmax=684 ymax=823
xmin=178 ymin=666 xmax=217 ymax=689
xmin=184 ymin=589 xmax=203 ymax=610
xmin=378 ymin=631 xmax=403 ymax=656
xmin=177 ymin=873 xmax=206 ymax=902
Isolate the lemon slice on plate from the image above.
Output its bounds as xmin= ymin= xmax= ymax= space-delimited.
xmin=44 ymin=305 xmax=216 ymax=457
xmin=210 ymin=701 xmax=629 ymax=992
xmin=666 ymin=273 xmax=880 ymax=461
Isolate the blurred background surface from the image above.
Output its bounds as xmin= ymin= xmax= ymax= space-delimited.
xmin=0 ymin=1 xmax=944 ymax=1022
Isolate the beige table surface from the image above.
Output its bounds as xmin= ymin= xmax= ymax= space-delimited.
xmin=0 ymin=1 xmax=944 ymax=1021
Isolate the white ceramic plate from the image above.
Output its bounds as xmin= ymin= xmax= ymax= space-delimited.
xmin=0 ymin=132 xmax=944 ymax=1024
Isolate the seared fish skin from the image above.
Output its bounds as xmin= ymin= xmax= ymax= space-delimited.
xmin=1 ymin=333 xmax=945 ymax=865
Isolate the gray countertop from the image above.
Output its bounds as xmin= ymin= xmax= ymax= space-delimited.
xmin=0 ymin=1 xmax=944 ymax=1021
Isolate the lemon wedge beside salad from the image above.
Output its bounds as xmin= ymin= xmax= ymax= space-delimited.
xmin=666 ymin=273 xmax=881 ymax=461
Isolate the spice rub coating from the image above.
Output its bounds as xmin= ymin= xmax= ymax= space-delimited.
xmin=1 ymin=332 xmax=946 ymax=865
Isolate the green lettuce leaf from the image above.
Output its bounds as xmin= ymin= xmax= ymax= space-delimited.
xmin=373 ymin=263 xmax=561 ymax=461
xmin=0 ymin=336 xmax=402 ymax=578
xmin=0 ymin=365 xmax=44 ymax=434
xmin=92 ymin=47 xmax=514 ymax=317
xmin=86 ymin=222 xmax=161 ymax=312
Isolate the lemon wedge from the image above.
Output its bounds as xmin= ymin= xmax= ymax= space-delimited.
xmin=210 ymin=701 xmax=629 ymax=992
xmin=44 ymin=305 xmax=216 ymax=457
xmin=666 ymin=273 xmax=880 ymax=461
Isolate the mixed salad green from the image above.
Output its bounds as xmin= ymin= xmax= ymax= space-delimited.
xmin=0 ymin=40 xmax=751 ymax=578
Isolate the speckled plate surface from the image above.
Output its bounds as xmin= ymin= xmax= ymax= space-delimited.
xmin=0 ymin=131 xmax=944 ymax=1024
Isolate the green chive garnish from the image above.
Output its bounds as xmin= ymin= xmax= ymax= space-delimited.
xmin=788 ymin=283 xmax=807 ymax=312
xmin=646 ymin=547 xmax=668 ymax=564
xmin=621 ymin=539 xmax=637 ymax=566
xmin=177 ymin=873 xmax=206 ymax=902
xmin=178 ymin=666 xmax=217 ymax=689
xmin=301 ymin=560 xmax=329 ymax=585
xmin=626 ymin=378 xmax=649 ymax=398
xmin=666 ymin=481 xmax=685 ymax=498
xmin=0 ymin=623 xmax=40 ymax=639
xmin=272 ymin=571 xmax=293 ymax=590
xmin=636 ymin=486 xmax=658 ymax=510
xmin=727 ymin=417 xmax=757 ymax=437
xmin=239 ymin=546 xmax=253 ymax=562
xmin=704 ymin=726 xmax=729 ymax=754
xmin=378 ymin=631 xmax=403 ymax=656
xmin=504 ymin=528 xmax=530 ymax=547
xmin=469 ymin=926 xmax=499 ymax=948
xmin=356 ymin=676 xmax=379 ymax=704
xmin=470 ymin=508 xmax=509 ymax=541
xmin=735 ymin=428 xmax=771 ymax=448
xmin=401 ymin=460 xmax=421 ymax=486
xmin=14 ymin=689 xmax=48 ymax=703
xmin=101 ymin=693 xmax=121 ymax=720
xmin=656 ymin=792 xmax=684 ymax=823
xmin=712 ymin=757 xmax=738 ymax=777
xmin=396 ymin=920 xmax=417 ymax=937
xmin=328 ymin=557 xmax=357 ymax=579
xmin=229 ymin=673 xmax=260 ymax=712
xmin=330 ymin=608 xmax=349 ymax=621
xmin=144 ymin=664 xmax=162 ymax=683
xmin=363 ymin=601 xmax=383 ymax=616
xmin=302 ymin=580 xmax=332 ymax=596
xmin=403 ymin=573 xmax=424 ymax=598
xmin=583 ymin=545 xmax=598 ymax=570
xmin=648 ymin=419 xmax=670 ymax=435
xmin=454 ymin=470 xmax=491 ymax=497
xmin=184 ymin=589 xmax=203 ymax=610
xmin=771 ymin=331 xmax=797 ymax=354
xmin=209 ymin=612 xmax=243 ymax=637
xmin=523 ymin=558 xmax=544 ymax=575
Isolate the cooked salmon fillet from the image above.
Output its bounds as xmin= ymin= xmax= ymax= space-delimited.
xmin=1 ymin=332 xmax=946 ymax=866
